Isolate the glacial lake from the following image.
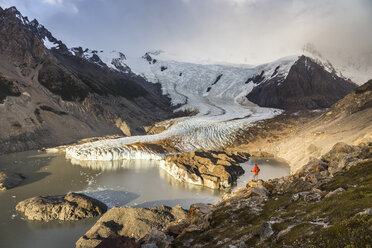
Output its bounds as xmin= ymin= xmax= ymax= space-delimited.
xmin=0 ymin=150 xmax=290 ymax=248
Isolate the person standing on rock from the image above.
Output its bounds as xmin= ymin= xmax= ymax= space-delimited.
xmin=251 ymin=164 xmax=260 ymax=181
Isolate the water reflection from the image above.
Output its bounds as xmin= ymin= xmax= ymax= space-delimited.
xmin=69 ymin=157 xmax=157 ymax=171
xmin=158 ymin=167 xmax=222 ymax=196
xmin=70 ymin=157 xmax=222 ymax=197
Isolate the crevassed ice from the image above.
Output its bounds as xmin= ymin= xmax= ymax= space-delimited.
xmin=66 ymin=53 xmax=290 ymax=163
xmin=65 ymin=104 xmax=281 ymax=161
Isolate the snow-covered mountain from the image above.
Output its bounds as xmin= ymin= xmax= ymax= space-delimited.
xmin=0 ymin=6 xmax=173 ymax=154
xmin=63 ymin=47 xmax=356 ymax=113
xmin=64 ymin=50 xmax=357 ymax=163
xmin=4 ymin=4 xmax=356 ymax=162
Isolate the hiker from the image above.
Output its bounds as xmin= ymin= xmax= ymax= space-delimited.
xmin=251 ymin=164 xmax=260 ymax=181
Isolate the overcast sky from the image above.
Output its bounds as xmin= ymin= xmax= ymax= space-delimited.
xmin=0 ymin=0 xmax=371 ymax=64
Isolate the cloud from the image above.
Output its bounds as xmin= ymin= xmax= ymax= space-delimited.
xmin=42 ymin=0 xmax=63 ymax=4
xmin=1 ymin=0 xmax=371 ymax=67
xmin=42 ymin=0 xmax=79 ymax=13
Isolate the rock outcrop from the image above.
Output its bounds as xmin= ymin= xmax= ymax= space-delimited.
xmin=76 ymin=205 xmax=187 ymax=248
xmin=74 ymin=142 xmax=371 ymax=248
xmin=170 ymin=143 xmax=372 ymax=248
xmin=160 ymin=151 xmax=249 ymax=189
xmin=0 ymin=171 xmax=24 ymax=190
xmin=246 ymin=55 xmax=357 ymax=110
xmin=15 ymin=192 xmax=107 ymax=221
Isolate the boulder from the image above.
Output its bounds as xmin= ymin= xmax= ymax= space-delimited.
xmin=260 ymin=221 xmax=274 ymax=240
xmin=298 ymin=158 xmax=328 ymax=174
xmin=358 ymin=208 xmax=372 ymax=216
xmin=141 ymin=230 xmax=173 ymax=248
xmin=189 ymin=203 xmax=214 ymax=228
xmin=164 ymin=221 xmax=189 ymax=237
xmin=263 ymin=181 xmax=275 ymax=192
xmin=246 ymin=181 xmax=269 ymax=197
xmin=306 ymin=172 xmax=323 ymax=184
xmin=325 ymin=187 xmax=346 ymax=199
xmin=291 ymin=192 xmax=310 ymax=202
xmin=76 ymin=205 xmax=187 ymax=248
xmin=291 ymin=192 xmax=322 ymax=202
xmin=160 ymin=151 xmax=249 ymax=189
xmin=0 ymin=171 xmax=24 ymax=191
xmin=15 ymin=192 xmax=107 ymax=221
xmin=285 ymin=178 xmax=313 ymax=193
xmin=322 ymin=142 xmax=356 ymax=162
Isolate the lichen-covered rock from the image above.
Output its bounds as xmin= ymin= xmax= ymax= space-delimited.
xmin=160 ymin=151 xmax=249 ymax=189
xmin=260 ymin=221 xmax=274 ymax=240
xmin=15 ymin=192 xmax=107 ymax=221
xmin=0 ymin=171 xmax=24 ymax=191
xmin=76 ymin=205 xmax=187 ymax=248
xmin=324 ymin=187 xmax=345 ymax=199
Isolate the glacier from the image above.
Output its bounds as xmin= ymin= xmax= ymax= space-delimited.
xmin=65 ymin=51 xmax=294 ymax=164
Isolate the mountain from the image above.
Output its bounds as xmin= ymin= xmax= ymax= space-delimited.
xmin=0 ymin=6 xmax=173 ymax=154
xmin=75 ymin=50 xmax=357 ymax=113
xmin=126 ymin=51 xmax=358 ymax=111
xmin=0 ymin=6 xmax=359 ymax=155
xmin=234 ymin=78 xmax=372 ymax=172
xmin=246 ymin=55 xmax=357 ymax=109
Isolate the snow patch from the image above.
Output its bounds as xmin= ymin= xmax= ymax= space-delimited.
xmin=42 ymin=37 xmax=58 ymax=50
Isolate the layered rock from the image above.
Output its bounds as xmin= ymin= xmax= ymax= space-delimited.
xmin=76 ymin=205 xmax=187 ymax=248
xmin=15 ymin=192 xmax=107 ymax=221
xmin=0 ymin=171 xmax=24 ymax=191
xmin=160 ymin=151 xmax=249 ymax=189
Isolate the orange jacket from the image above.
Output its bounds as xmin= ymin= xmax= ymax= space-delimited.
xmin=251 ymin=165 xmax=260 ymax=174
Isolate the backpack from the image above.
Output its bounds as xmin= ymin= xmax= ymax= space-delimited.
xmin=256 ymin=167 xmax=260 ymax=173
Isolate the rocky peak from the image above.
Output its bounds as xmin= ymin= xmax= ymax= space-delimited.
xmin=0 ymin=6 xmax=27 ymax=24
xmin=142 ymin=50 xmax=163 ymax=64
xmin=70 ymin=47 xmax=107 ymax=67
xmin=0 ymin=7 xmax=49 ymax=75
xmin=0 ymin=6 xmax=69 ymax=55
xmin=246 ymin=55 xmax=357 ymax=110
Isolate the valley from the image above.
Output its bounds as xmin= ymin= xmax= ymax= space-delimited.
xmin=0 ymin=5 xmax=371 ymax=248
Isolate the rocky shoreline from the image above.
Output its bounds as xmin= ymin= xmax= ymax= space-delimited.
xmin=75 ymin=142 xmax=371 ymax=247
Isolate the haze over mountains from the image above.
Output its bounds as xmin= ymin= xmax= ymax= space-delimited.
xmin=0 ymin=6 xmax=362 ymax=156
xmin=0 ymin=4 xmax=371 ymax=248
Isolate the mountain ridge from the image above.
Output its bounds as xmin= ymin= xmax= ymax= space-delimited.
xmin=0 ymin=6 xmax=361 ymax=155
xmin=0 ymin=6 xmax=174 ymax=154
